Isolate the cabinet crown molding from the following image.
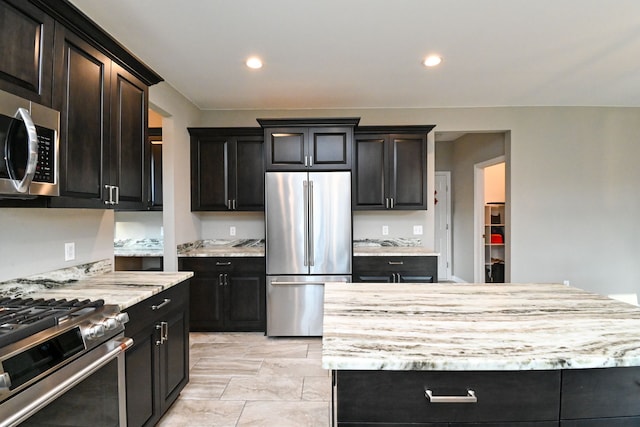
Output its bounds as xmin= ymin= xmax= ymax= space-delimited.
xmin=256 ymin=117 xmax=361 ymax=127
xmin=31 ymin=0 xmax=163 ymax=86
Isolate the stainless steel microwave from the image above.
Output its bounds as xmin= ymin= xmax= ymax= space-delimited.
xmin=0 ymin=89 xmax=59 ymax=198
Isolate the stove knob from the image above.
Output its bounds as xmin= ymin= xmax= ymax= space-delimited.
xmin=101 ymin=317 xmax=119 ymax=331
xmin=0 ymin=372 xmax=11 ymax=391
xmin=115 ymin=312 xmax=130 ymax=325
xmin=86 ymin=323 xmax=105 ymax=340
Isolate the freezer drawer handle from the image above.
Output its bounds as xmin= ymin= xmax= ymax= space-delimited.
xmin=271 ymin=279 xmax=348 ymax=285
xmin=388 ymin=261 xmax=404 ymax=265
xmin=425 ymin=388 xmax=477 ymax=404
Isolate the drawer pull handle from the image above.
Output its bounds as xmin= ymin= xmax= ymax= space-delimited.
xmin=388 ymin=261 xmax=404 ymax=265
xmin=216 ymin=261 xmax=232 ymax=266
xmin=425 ymin=388 xmax=477 ymax=403
xmin=151 ymin=298 xmax=171 ymax=310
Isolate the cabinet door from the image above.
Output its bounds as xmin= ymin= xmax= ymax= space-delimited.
xmin=389 ymin=134 xmax=427 ymax=209
xmin=226 ymin=273 xmax=266 ymax=331
xmin=149 ymin=140 xmax=163 ymax=208
xmin=51 ymin=25 xmax=110 ymax=206
xmin=125 ymin=325 xmax=158 ymax=427
xmin=188 ymin=276 xmax=224 ymax=331
xmin=264 ymin=127 xmax=307 ymax=170
xmin=0 ymin=0 xmax=54 ymax=105
xmin=235 ymin=135 xmax=264 ymax=210
xmin=308 ymin=126 xmax=352 ymax=170
xmin=159 ymin=307 xmax=189 ymax=412
xmin=111 ymin=62 xmax=148 ymax=210
xmin=353 ymin=135 xmax=388 ymax=209
xmin=191 ymin=136 xmax=232 ymax=210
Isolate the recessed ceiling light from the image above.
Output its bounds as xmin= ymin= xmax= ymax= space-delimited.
xmin=423 ymin=55 xmax=442 ymax=67
xmin=246 ymin=57 xmax=263 ymax=69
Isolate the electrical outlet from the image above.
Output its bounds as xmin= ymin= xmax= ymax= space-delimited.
xmin=229 ymin=226 xmax=236 ymax=236
xmin=382 ymin=225 xmax=389 ymax=235
xmin=413 ymin=225 xmax=423 ymax=235
xmin=563 ymin=280 xmax=570 ymax=286
xmin=65 ymin=242 xmax=75 ymax=261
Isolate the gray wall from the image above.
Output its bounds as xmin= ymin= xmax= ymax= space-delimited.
xmin=2 ymin=104 xmax=639 ymax=300
xmin=437 ymin=134 xmax=506 ymax=282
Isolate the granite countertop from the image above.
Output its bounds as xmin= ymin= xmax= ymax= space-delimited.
xmin=353 ymin=238 xmax=439 ymax=256
xmin=178 ymin=239 xmax=265 ymax=257
xmin=322 ymin=282 xmax=640 ymax=371
xmin=114 ymin=238 xmax=164 ymax=257
xmin=0 ymin=260 xmax=193 ymax=310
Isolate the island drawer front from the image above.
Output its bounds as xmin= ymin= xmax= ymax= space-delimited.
xmin=335 ymin=370 xmax=560 ymax=424
xmin=561 ymin=367 xmax=640 ymax=420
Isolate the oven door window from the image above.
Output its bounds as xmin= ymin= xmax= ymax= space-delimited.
xmin=19 ymin=358 xmax=120 ymax=427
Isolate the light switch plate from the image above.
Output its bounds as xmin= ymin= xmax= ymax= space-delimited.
xmin=382 ymin=225 xmax=389 ymax=235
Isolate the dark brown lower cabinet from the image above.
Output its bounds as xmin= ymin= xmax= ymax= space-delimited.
xmin=353 ymin=256 xmax=438 ymax=283
xmin=179 ymin=257 xmax=265 ymax=332
xmin=333 ymin=367 xmax=640 ymax=426
xmin=124 ymin=280 xmax=189 ymax=427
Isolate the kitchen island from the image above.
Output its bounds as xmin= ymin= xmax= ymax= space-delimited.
xmin=322 ymin=282 xmax=640 ymax=426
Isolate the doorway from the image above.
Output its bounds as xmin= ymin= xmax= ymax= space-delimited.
xmin=474 ymin=156 xmax=507 ymax=282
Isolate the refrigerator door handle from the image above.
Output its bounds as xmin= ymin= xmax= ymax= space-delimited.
xmin=309 ymin=180 xmax=314 ymax=266
xmin=303 ymin=180 xmax=309 ymax=266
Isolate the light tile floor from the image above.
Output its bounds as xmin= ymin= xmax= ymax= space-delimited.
xmin=157 ymin=333 xmax=331 ymax=427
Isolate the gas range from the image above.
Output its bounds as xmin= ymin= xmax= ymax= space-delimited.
xmin=0 ymin=296 xmax=131 ymax=423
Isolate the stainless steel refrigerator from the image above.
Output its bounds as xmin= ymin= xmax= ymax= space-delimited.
xmin=265 ymin=171 xmax=352 ymax=336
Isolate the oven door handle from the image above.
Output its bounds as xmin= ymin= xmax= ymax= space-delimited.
xmin=0 ymin=336 xmax=133 ymax=427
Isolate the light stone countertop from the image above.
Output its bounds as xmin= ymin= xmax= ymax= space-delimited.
xmin=322 ymin=282 xmax=640 ymax=371
xmin=0 ymin=260 xmax=193 ymax=310
xmin=178 ymin=239 xmax=265 ymax=257
xmin=353 ymin=246 xmax=439 ymax=256
xmin=353 ymin=238 xmax=439 ymax=256
xmin=114 ymin=238 xmax=164 ymax=257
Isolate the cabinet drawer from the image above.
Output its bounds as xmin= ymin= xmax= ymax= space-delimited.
xmin=561 ymin=367 xmax=640 ymax=420
xmin=180 ymin=257 xmax=265 ymax=275
xmin=336 ymin=370 xmax=560 ymax=424
xmin=125 ymin=280 xmax=189 ymax=336
xmin=353 ymin=256 xmax=433 ymax=273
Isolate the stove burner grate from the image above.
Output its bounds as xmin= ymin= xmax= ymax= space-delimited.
xmin=0 ymin=297 xmax=105 ymax=348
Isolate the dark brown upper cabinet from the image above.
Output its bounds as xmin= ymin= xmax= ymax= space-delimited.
xmin=148 ymin=127 xmax=163 ymax=210
xmin=189 ymin=128 xmax=265 ymax=211
xmin=0 ymin=0 xmax=55 ymax=105
xmin=49 ymin=25 xmax=149 ymax=210
xmin=258 ymin=117 xmax=359 ymax=171
xmin=353 ymin=126 xmax=434 ymax=210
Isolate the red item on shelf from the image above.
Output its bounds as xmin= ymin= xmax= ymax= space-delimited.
xmin=490 ymin=234 xmax=503 ymax=244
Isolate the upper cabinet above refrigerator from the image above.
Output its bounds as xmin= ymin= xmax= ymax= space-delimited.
xmin=258 ymin=117 xmax=359 ymax=171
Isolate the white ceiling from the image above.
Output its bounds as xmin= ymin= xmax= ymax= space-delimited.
xmin=69 ymin=0 xmax=640 ymax=111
